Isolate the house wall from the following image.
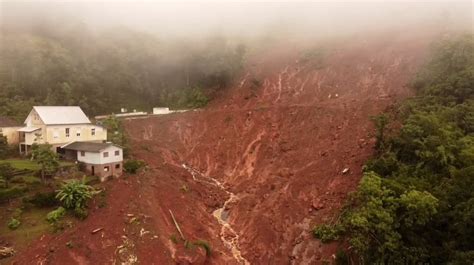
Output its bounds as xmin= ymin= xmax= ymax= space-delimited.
xmin=0 ymin=127 xmax=21 ymax=144
xmin=45 ymin=125 xmax=106 ymax=145
xmin=84 ymin=162 xmax=123 ymax=182
xmin=153 ymin=107 xmax=171 ymax=115
xmin=23 ymin=131 xmax=40 ymax=145
xmin=77 ymin=145 xmax=123 ymax=165
xmin=22 ymin=109 xmax=107 ymax=146
xmin=25 ymin=109 xmax=44 ymax=127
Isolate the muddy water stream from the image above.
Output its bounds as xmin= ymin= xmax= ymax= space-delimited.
xmin=182 ymin=164 xmax=250 ymax=265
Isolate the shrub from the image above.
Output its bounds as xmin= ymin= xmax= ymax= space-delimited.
xmin=123 ymin=159 xmax=145 ymax=174
xmin=193 ymin=240 xmax=212 ymax=257
xmin=73 ymin=207 xmax=88 ymax=220
xmin=26 ymin=192 xmax=59 ymax=207
xmin=170 ymin=234 xmax=178 ymax=244
xmin=46 ymin=207 xmax=65 ymax=223
xmin=0 ymin=163 xmax=14 ymax=188
xmin=56 ymin=178 xmax=97 ymax=210
xmin=313 ymin=224 xmax=341 ymax=243
xmin=7 ymin=218 xmax=21 ymax=230
xmin=335 ymin=249 xmax=350 ymax=265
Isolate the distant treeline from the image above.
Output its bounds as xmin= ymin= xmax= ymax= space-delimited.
xmin=313 ymin=35 xmax=474 ymax=264
xmin=0 ymin=22 xmax=246 ymax=121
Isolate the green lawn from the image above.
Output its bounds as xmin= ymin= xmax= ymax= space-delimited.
xmin=0 ymin=159 xmax=74 ymax=171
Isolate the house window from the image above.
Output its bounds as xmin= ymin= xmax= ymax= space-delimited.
xmin=80 ymin=151 xmax=85 ymax=156
xmin=91 ymin=128 xmax=96 ymax=136
xmin=104 ymin=166 xmax=109 ymax=172
xmin=115 ymin=150 xmax=120 ymax=156
xmin=115 ymin=164 xmax=120 ymax=169
xmin=103 ymin=152 xmax=109 ymax=158
xmin=65 ymin=128 xmax=70 ymax=137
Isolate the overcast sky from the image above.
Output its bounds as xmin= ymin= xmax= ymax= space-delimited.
xmin=1 ymin=1 xmax=472 ymax=38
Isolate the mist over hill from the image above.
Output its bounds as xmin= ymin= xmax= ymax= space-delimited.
xmin=0 ymin=1 xmax=471 ymax=120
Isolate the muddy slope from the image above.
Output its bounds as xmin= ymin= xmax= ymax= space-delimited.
xmin=124 ymin=32 xmax=434 ymax=264
xmin=10 ymin=31 xmax=434 ymax=265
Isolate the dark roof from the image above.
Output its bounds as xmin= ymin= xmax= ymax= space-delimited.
xmin=0 ymin=116 xmax=21 ymax=127
xmin=61 ymin=141 xmax=120 ymax=152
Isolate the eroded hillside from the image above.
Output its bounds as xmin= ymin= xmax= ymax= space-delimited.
xmin=12 ymin=30 xmax=436 ymax=264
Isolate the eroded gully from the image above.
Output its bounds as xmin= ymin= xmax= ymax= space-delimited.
xmin=182 ymin=164 xmax=250 ymax=265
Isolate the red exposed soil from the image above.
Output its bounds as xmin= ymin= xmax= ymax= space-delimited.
xmin=9 ymin=30 xmax=437 ymax=264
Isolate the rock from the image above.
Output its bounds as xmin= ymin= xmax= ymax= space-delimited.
xmin=312 ymin=199 xmax=324 ymax=210
xmin=342 ymin=168 xmax=350 ymax=174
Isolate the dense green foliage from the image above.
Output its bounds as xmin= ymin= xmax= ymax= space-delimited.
xmin=0 ymin=162 xmax=14 ymax=188
xmin=313 ymin=35 xmax=474 ymax=264
xmin=31 ymin=144 xmax=59 ymax=182
xmin=25 ymin=191 xmax=59 ymax=208
xmin=0 ymin=135 xmax=9 ymax=159
xmin=101 ymin=116 xmax=128 ymax=156
xmin=123 ymin=159 xmax=145 ymax=174
xmin=7 ymin=217 xmax=21 ymax=230
xmin=56 ymin=178 xmax=96 ymax=210
xmin=0 ymin=21 xmax=245 ymax=120
xmin=46 ymin=207 xmax=65 ymax=224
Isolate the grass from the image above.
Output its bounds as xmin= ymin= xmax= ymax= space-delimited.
xmin=0 ymin=207 xmax=54 ymax=248
xmin=0 ymin=159 xmax=74 ymax=171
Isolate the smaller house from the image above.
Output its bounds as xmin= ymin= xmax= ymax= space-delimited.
xmin=61 ymin=141 xmax=123 ymax=181
xmin=0 ymin=116 xmax=22 ymax=145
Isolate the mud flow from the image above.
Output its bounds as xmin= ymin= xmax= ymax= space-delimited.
xmin=12 ymin=31 xmax=436 ymax=264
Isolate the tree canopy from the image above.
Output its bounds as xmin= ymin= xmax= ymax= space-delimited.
xmin=313 ymin=35 xmax=474 ymax=264
xmin=0 ymin=21 xmax=246 ymax=120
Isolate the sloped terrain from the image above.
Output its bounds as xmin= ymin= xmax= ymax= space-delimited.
xmin=11 ymin=30 xmax=436 ymax=264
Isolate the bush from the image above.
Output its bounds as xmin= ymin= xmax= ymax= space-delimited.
xmin=193 ymin=240 xmax=212 ymax=257
xmin=56 ymin=178 xmax=97 ymax=210
xmin=313 ymin=224 xmax=342 ymax=243
xmin=46 ymin=207 xmax=65 ymax=223
xmin=123 ymin=159 xmax=145 ymax=174
xmin=26 ymin=191 xmax=59 ymax=207
xmin=73 ymin=207 xmax=88 ymax=220
xmin=7 ymin=218 xmax=21 ymax=230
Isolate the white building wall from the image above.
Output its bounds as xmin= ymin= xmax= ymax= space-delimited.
xmin=153 ymin=107 xmax=171 ymax=115
xmin=99 ymin=145 xmax=123 ymax=164
xmin=77 ymin=145 xmax=123 ymax=165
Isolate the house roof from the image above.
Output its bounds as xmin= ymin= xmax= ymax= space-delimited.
xmin=18 ymin=127 xmax=40 ymax=132
xmin=61 ymin=141 xmax=121 ymax=152
xmin=0 ymin=116 xmax=21 ymax=127
xmin=30 ymin=106 xmax=91 ymax=125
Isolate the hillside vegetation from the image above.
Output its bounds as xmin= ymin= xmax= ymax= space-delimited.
xmin=0 ymin=22 xmax=245 ymax=120
xmin=314 ymin=35 xmax=474 ymax=264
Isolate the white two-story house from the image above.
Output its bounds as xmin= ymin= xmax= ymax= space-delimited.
xmin=61 ymin=141 xmax=123 ymax=181
xmin=18 ymin=106 xmax=107 ymax=154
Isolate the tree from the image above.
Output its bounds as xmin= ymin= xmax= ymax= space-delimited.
xmin=31 ymin=144 xmax=59 ymax=182
xmin=0 ymin=134 xmax=8 ymax=159
xmin=0 ymin=163 xmax=14 ymax=188
xmin=371 ymin=114 xmax=389 ymax=152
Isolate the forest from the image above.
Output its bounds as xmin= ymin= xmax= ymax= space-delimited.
xmin=314 ymin=35 xmax=474 ymax=264
xmin=0 ymin=20 xmax=246 ymax=121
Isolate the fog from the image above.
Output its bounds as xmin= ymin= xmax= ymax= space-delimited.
xmin=1 ymin=1 xmax=472 ymax=39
